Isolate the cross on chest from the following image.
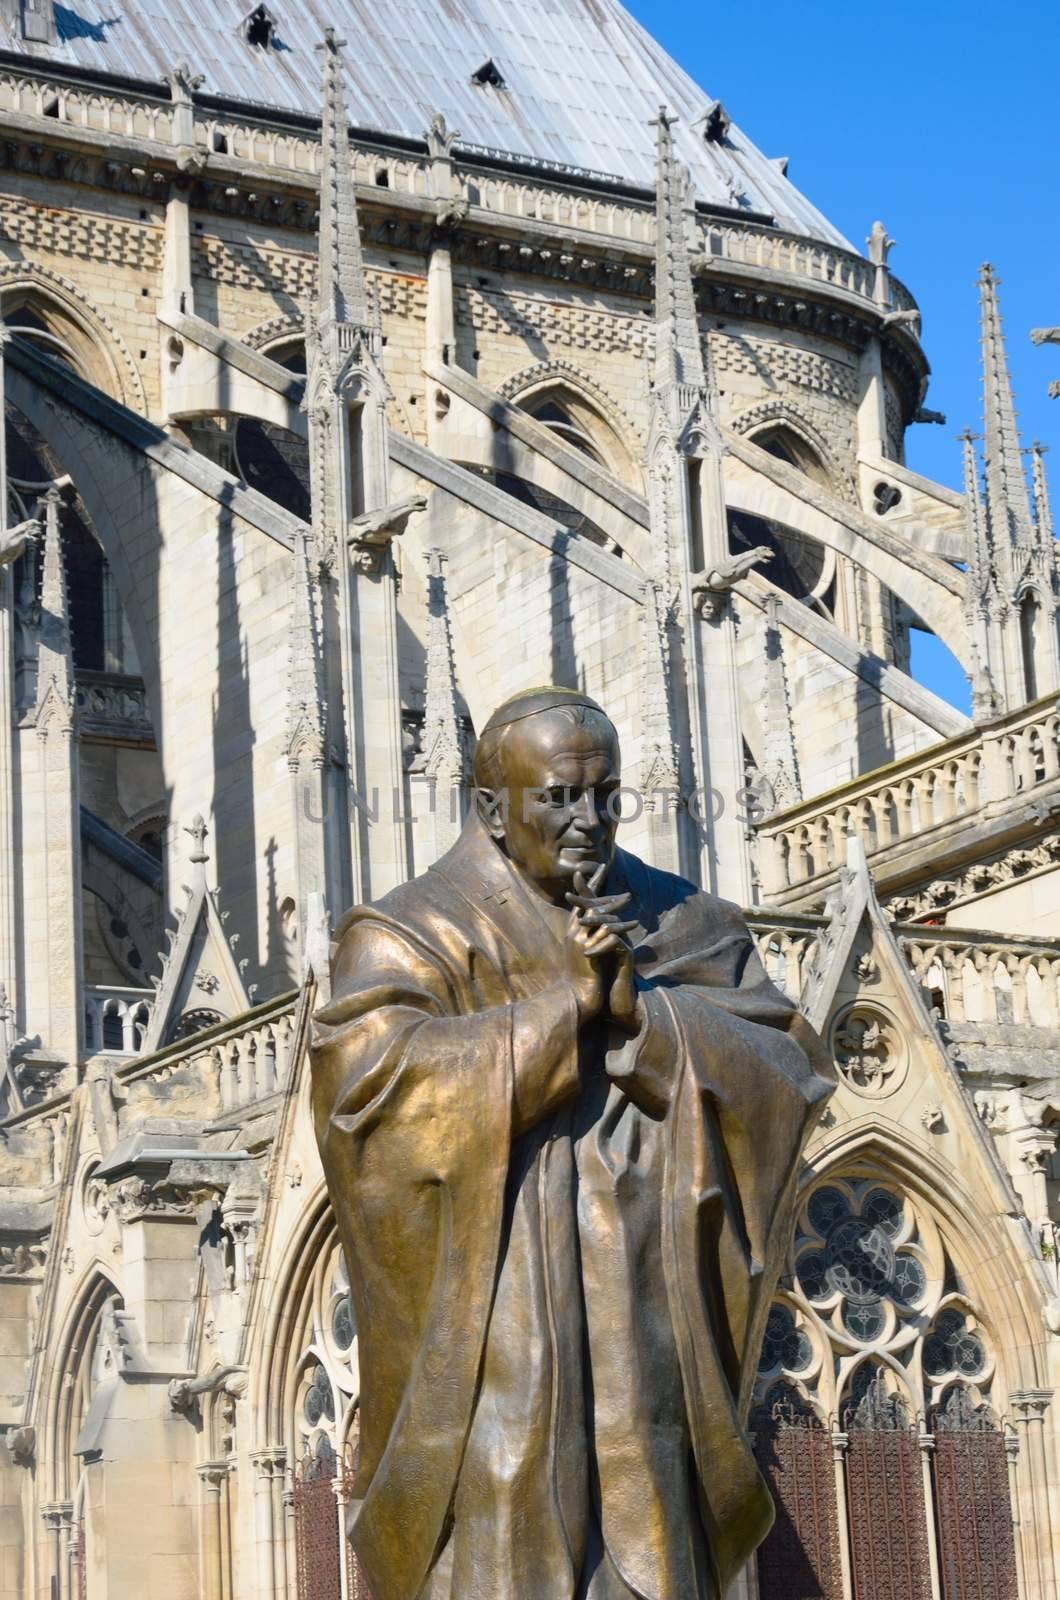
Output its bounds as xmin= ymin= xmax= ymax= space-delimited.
xmin=479 ymin=880 xmax=509 ymax=906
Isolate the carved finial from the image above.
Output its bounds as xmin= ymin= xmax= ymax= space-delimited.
xmin=425 ymin=112 xmax=460 ymax=161
xmin=166 ymin=59 xmax=204 ymax=98
xmin=866 ymin=221 xmax=895 ymax=267
xmin=184 ymin=814 xmax=209 ymax=865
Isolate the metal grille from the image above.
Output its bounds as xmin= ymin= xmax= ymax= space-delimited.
xmin=754 ymin=1389 xmax=844 ymax=1599
xmin=293 ymin=1440 xmax=374 ymax=1600
xmin=845 ymin=1377 xmax=931 ymax=1600
xmin=933 ymin=1392 xmax=1018 ymax=1600
xmin=293 ymin=1449 xmax=342 ymax=1600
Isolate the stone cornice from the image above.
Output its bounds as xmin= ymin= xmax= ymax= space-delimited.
xmin=0 ymin=71 xmax=927 ymax=408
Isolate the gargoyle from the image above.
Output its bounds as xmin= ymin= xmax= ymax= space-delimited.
xmin=880 ymin=308 xmax=921 ymax=331
xmin=6 ymin=1425 xmax=34 ymax=1465
xmin=168 ymin=1365 xmax=247 ymax=1415
xmin=349 ymin=494 xmax=428 ymax=571
xmin=1030 ymin=327 xmax=1060 ymax=347
xmin=913 ymin=407 xmax=946 ymax=425
xmin=434 ymin=195 xmax=470 ymax=231
xmin=0 ymin=517 xmax=39 ymax=568
xmin=691 ymin=545 xmax=771 ymax=619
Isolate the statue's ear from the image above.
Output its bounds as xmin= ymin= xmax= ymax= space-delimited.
xmin=475 ymin=787 xmax=509 ymax=841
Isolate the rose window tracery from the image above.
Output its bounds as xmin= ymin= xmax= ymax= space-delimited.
xmin=760 ymin=1303 xmax=813 ymax=1375
xmin=757 ymin=1177 xmax=1000 ymax=1419
xmin=793 ymin=1182 xmax=931 ymax=1354
xmin=923 ymin=1307 xmax=988 ymax=1382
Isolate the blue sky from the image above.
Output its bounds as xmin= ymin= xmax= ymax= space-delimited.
xmin=625 ymin=0 xmax=1059 ymax=711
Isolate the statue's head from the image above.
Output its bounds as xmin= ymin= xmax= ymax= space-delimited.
xmin=473 ymin=688 xmax=621 ymax=904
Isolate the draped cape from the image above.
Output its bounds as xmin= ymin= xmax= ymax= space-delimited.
xmin=312 ymin=819 xmax=833 ymax=1600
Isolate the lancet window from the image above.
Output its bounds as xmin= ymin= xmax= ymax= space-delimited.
xmin=752 ymin=1176 xmax=1018 ymax=1600
xmin=288 ymin=1233 xmax=372 ymax=1598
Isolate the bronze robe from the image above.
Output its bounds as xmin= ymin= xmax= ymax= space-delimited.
xmin=312 ymin=817 xmax=832 ymax=1600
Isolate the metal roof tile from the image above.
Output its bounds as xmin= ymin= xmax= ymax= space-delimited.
xmin=2 ymin=0 xmax=851 ymax=246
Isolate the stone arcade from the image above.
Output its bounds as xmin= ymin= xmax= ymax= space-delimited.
xmin=0 ymin=0 xmax=1053 ymax=1595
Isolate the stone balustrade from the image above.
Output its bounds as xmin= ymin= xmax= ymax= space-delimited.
xmin=901 ymin=929 xmax=1060 ymax=1028
xmin=123 ymin=993 xmax=300 ymax=1113
xmin=0 ymin=66 xmax=175 ymax=140
xmin=83 ymin=985 xmax=154 ymax=1055
xmin=0 ymin=61 xmax=916 ymax=320
xmin=745 ymin=911 xmax=824 ymax=1002
xmin=756 ymin=694 xmax=1060 ymax=901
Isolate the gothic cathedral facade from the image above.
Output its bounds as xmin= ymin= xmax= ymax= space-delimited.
xmin=0 ymin=1 xmax=1054 ymax=1595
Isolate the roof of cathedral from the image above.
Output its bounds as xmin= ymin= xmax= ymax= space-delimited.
xmin=3 ymin=0 xmax=851 ymax=246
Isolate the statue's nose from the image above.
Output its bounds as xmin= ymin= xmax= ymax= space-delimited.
xmin=570 ymin=793 xmax=597 ymax=829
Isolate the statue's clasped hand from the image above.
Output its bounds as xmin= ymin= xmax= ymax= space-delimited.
xmin=563 ymin=866 xmax=639 ymax=1031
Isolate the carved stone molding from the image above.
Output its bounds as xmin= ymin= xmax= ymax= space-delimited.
xmin=0 ymin=256 xmax=147 ymax=411
xmin=107 ymin=1175 xmax=221 ymax=1224
xmin=884 ymin=831 xmax=1060 ymax=923
xmin=0 ymin=1240 xmax=47 ymax=1280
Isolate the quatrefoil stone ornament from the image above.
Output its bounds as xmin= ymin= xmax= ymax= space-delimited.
xmin=830 ymin=1003 xmax=908 ymax=1098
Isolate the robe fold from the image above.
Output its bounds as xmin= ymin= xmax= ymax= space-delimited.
xmin=312 ymin=817 xmax=833 ymax=1600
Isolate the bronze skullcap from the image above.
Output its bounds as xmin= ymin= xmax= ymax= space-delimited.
xmin=479 ymin=686 xmax=611 ymax=736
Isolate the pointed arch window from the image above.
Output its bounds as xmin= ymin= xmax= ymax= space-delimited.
xmin=280 ymin=1229 xmax=372 ymax=1597
xmin=514 ymin=380 xmax=640 ymax=487
xmin=752 ymin=1176 xmax=1018 ymax=1600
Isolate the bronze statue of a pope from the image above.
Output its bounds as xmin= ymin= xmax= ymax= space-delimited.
xmin=312 ymin=687 xmax=832 ymax=1600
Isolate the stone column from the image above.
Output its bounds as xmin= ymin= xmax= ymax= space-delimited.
xmin=1005 ymin=1430 xmax=1029 ymax=1599
xmin=250 ymin=1447 xmax=288 ymax=1600
xmin=1011 ymin=1389 xmax=1058 ymax=1599
xmin=196 ymin=1463 xmax=227 ymax=1600
xmin=830 ymin=1430 xmax=855 ymax=1600
xmin=332 ymin=1470 xmax=350 ymax=1600
xmin=917 ymin=1430 xmax=943 ymax=1600
xmin=0 ymin=330 xmax=18 ymax=1021
xmin=41 ymin=1500 xmax=73 ymax=1600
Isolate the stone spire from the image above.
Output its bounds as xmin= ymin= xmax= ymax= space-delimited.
xmin=651 ymin=107 xmax=707 ymax=418
xmin=34 ymin=487 xmax=75 ymax=732
xmin=979 ymin=263 xmax=1034 ymax=583
xmin=304 ymin=29 xmax=407 ymax=905
xmin=315 ymin=27 xmax=370 ymax=333
xmin=961 ymin=427 xmax=992 ymax=610
xmin=760 ymin=595 xmax=801 ymax=810
xmin=639 ymin=579 xmax=680 ymax=787
xmin=1031 ymin=441 xmax=1053 ymax=551
xmin=415 ymin=548 xmax=463 ymax=861
xmin=422 ymin=549 xmax=462 ymax=785
xmin=959 ymin=427 xmax=1001 ymax=721
xmin=286 ymin=526 xmax=326 ymax=772
xmin=644 ymin=108 xmax=750 ymax=899
xmin=28 ymin=484 xmax=82 ymax=1062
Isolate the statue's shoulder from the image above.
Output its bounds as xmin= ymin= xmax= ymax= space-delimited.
xmin=333 ymin=841 xmax=483 ymax=956
xmin=616 ymin=849 xmax=750 ymax=936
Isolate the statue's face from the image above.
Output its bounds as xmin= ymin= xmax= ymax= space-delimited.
xmin=485 ymin=709 xmax=621 ymax=903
